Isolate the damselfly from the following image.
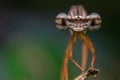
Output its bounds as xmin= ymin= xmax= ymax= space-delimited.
xmin=55 ymin=5 xmax=102 ymax=80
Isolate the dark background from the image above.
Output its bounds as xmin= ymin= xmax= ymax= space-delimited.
xmin=0 ymin=0 xmax=120 ymax=80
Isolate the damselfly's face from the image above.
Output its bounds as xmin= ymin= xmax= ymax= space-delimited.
xmin=55 ymin=5 xmax=102 ymax=32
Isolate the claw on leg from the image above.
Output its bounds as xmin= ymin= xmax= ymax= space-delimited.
xmin=75 ymin=67 xmax=100 ymax=80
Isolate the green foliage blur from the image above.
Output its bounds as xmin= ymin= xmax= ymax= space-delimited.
xmin=0 ymin=0 xmax=120 ymax=80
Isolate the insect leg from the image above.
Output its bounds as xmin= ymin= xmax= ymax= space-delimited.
xmin=68 ymin=33 xmax=84 ymax=71
xmin=81 ymin=42 xmax=88 ymax=71
xmin=79 ymin=32 xmax=96 ymax=69
xmin=61 ymin=33 xmax=83 ymax=80
xmin=61 ymin=33 xmax=76 ymax=80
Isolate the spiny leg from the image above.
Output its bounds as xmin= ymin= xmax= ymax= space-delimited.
xmin=73 ymin=39 xmax=89 ymax=80
xmin=61 ymin=32 xmax=83 ymax=80
xmin=81 ymin=42 xmax=88 ymax=72
xmin=79 ymin=32 xmax=96 ymax=69
xmin=75 ymin=32 xmax=99 ymax=80
xmin=68 ymin=33 xmax=84 ymax=71
xmin=61 ymin=33 xmax=76 ymax=80
xmin=80 ymin=39 xmax=99 ymax=76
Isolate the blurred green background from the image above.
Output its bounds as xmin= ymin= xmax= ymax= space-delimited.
xmin=0 ymin=0 xmax=120 ymax=80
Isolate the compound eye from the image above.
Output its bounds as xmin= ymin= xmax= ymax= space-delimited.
xmin=88 ymin=13 xmax=102 ymax=30
xmin=55 ymin=13 xmax=68 ymax=30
